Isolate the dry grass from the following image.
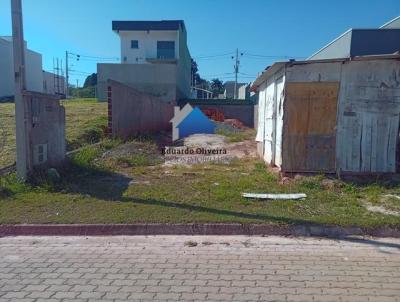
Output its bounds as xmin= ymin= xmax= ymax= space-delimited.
xmin=0 ymin=98 xmax=107 ymax=168
xmin=1 ymin=100 xmax=399 ymax=228
xmin=1 ymin=137 xmax=400 ymax=227
xmin=0 ymin=103 xmax=16 ymax=168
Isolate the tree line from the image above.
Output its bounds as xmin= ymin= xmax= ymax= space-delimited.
xmin=191 ymin=59 xmax=224 ymax=97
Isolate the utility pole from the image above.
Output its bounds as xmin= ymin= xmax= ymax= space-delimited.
xmin=11 ymin=0 xmax=30 ymax=180
xmin=56 ymin=58 xmax=60 ymax=94
xmin=76 ymin=79 xmax=79 ymax=98
xmin=233 ymin=48 xmax=242 ymax=99
xmin=65 ymin=51 xmax=69 ymax=98
xmin=234 ymin=48 xmax=238 ymax=99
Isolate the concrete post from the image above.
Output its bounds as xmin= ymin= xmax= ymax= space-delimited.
xmin=11 ymin=0 xmax=31 ymax=180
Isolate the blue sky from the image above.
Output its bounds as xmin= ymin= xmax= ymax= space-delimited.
xmin=0 ymin=0 xmax=399 ymax=86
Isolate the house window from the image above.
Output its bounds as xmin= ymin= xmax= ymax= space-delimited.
xmin=131 ymin=40 xmax=139 ymax=49
xmin=157 ymin=41 xmax=175 ymax=59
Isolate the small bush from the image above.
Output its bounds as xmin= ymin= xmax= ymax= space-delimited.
xmin=0 ymin=186 xmax=13 ymax=198
xmin=71 ymin=145 xmax=102 ymax=168
xmin=69 ymin=86 xmax=96 ymax=98
xmin=254 ymin=162 xmax=266 ymax=172
xmin=78 ymin=116 xmax=108 ymax=144
xmin=0 ymin=173 xmax=32 ymax=196
xmin=296 ymin=175 xmax=324 ymax=190
xmin=100 ymin=138 xmax=122 ymax=150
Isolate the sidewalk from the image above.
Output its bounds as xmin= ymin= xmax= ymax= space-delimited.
xmin=0 ymin=235 xmax=399 ymax=301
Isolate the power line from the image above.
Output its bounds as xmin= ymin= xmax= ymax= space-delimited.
xmin=79 ymin=54 xmax=119 ymax=60
xmin=242 ymin=52 xmax=306 ymax=59
xmin=239 ymin=72 xmax=257 ymax=77
xmin=69 ymin=70 xmax=92 ymax=75
xmin=193 ymin=51 xmax=234 ymax=59
xmin=212 ymin=75 xmax=254 ymax=79
xmin=202 ymin=72 xmax=235 ymax=77
xmin=78 ymin=58 xmax=119 ymax=62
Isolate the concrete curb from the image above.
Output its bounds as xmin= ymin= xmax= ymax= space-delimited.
xmin=0 ymin=224 xmax=399 ymax=238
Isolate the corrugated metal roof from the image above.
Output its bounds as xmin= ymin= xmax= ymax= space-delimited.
xmin=112 ymin=20 xmax=185 ymax=31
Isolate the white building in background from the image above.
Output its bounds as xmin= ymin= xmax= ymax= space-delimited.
xmin=97 ymin=20 xmax=192 ymax=101
xmin=223 ymin=81 xmax=249 ymax=100
xmin=238 ymin=84 xmax=250 ymax=100
xmin=113 ymin=20 xmax=190 ymax=66
xmin=42 ymin=71 xmax=65 ymax=96
xmin=0 ymin=36 xmax=65 ymax=99
xmin=0 ymin=36 xmax=43 ymax=98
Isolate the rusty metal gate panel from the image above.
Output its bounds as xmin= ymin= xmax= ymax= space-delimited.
xmin=282 ymin=82 xmax=339 ymax=172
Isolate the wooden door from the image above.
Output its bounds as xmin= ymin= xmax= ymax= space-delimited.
xmin=282 ymin=82 xmax=339 ymax=172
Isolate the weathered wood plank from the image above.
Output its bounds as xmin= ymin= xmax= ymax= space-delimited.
xmin=370 ymin=115 xmax=378 ymax=172
xmin=387 ymin=115 xmax=399 ymax=172
xmin=361 ymin=113 xmax=372 ymax=172
xmin=282 ymin=82 xmax=339 ymax=172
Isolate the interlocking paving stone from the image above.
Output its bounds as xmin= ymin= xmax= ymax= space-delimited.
xmin=0 ymin=235 xmax=399 ymax=301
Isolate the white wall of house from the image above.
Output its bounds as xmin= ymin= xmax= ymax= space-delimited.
xmin=118 ymin=30 xmax=179 ymax=64
xmin=43 ymin=71 xmax=65 ymax=95
xmin=101 ymin=25 xmax=191 ymax=100
xmin=0 ymin=37 xmax=43 ymax=98
xmin=238 ymin=84 xmax=250 ymax=100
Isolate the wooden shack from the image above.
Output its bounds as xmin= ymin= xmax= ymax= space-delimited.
xmin=252 ymin=55 xmax=400 ymax=174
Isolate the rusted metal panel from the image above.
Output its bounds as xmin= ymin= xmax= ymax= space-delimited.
xmin=336 ymin=60 xmax=400 ymax=173
xmin=282 ymin=82 xmax=339 ymax=172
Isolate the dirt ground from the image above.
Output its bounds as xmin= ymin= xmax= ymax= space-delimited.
xmin=184 ymin=133 xmax=257 ymax=158
xmin=161 ymin=133 xmax=257 ymax=166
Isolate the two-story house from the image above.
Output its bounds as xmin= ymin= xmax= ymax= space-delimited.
xmin=0 ymin=36 xmax=43 ymax=99
xmin=97 ymin=20 xmax=191 ymax=102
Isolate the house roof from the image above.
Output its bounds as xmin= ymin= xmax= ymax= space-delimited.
xmin=112 ymin=20 xmax=185 ymax=31
xmin=307 ymin=28 xmax=400 ymax=60
xmin=380 ymin=16 xmax=400 ymax=29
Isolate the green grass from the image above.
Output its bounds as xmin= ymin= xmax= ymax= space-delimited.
xmin=0 ymin=98 xmax=107 ymax=167
xmin=61 ymin=98 xmax=107 ymax=150
xmin=0 ymin=143 xmax=399 ymax=227
xmin=0 ymin=103 xmax=16 ymax=168
xmin=1 ymin=100 xmax=399 ymax=227
xmin=116 ymin=154 xmax=161 ymax=167
xmin=215 ymin=127 xmax=256 ymax=143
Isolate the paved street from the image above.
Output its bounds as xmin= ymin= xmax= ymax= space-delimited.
xmin=0 ymin=235 xmax=399 ymax=302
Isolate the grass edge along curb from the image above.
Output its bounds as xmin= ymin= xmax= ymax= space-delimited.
xmin=0 ymin=223 xmax=399 ymax=238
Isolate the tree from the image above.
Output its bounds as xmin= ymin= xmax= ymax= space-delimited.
xmin=191 ymin=58 xmax=201 ymax=86
xmin=191 ymin=59 xmax=209 ymax=87
xmin=210 ymin=78 xmax=224 ymax=96
xmin=83 ymin=73 xmax=97 ymax=88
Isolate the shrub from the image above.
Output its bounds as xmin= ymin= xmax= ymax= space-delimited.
xmin=71 ymin=145 xmax=102 ymax=168
xmin=78 ymin=116 xmax=108 ymax=144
